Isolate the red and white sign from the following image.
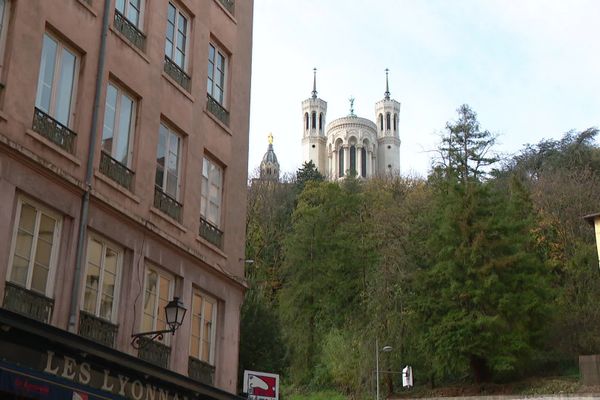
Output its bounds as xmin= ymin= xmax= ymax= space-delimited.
xmin=243 ymin=370 xmax=279 ymax=400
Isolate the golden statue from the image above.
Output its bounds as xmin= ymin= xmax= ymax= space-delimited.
xmin=268 ymin=132 xmax=273 ymax=145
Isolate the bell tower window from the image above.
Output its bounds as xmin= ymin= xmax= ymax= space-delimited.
xmin=305 ymin=112 xmax=309 ymax=130
xmin=386 ymin=112 xmax=391 ymax=130
xmin=311 ymin=111 xmax=316 ymax=129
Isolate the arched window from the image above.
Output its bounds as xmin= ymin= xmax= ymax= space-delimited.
xmin=319 ymin=113 xmax=323 ymax=131
xmin=379 ymin=114 xmax=383 ymax=131
xmin=305 ymin=113 xmax=309 ymax=130
xmin=311 ymin=111 xmax=316 ymax=129
xmin=386 ymin=113 xmax=391 ymax=130
xmin=361 ymin=148 xmax=367 ymax=177
xmin=350 ymin=145 xmax=356 ymax=175
xmin=338 ymin=147 xmax=344 ymax=177
xmin=393 ymin=113 xmax=397 ymax=131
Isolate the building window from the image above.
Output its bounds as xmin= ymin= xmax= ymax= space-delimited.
xmin=379 ymin=114 xmax=383 ymax=131
xmin=304 ymin=113 xmax=308 ymax=130
xmin=338 ymin=147 xmax=344 ymax=177
xmin=201 ymin=157 xmax=223 ymax=228
xmin=207 ymin=43 xmax=227 ymax=105
xmin=190 ymin=290 xmax=217 ymax=364
xmin=115 ymin=0 xmax=143 ymax=28
xmin=7 ymin=197 xmax=61 ymax=297
xmin=155 ymin=123 xmax=182 ymax=200
xmin=164 ymin=2 xmax=189 ymax=70
xmin=386 ymin=112 xmax=391 ymax=131
xmin=102 ymin=83 xmax=136 ymax=167
xmin=311 ymin=111 xmax=316 ymax=129
xmin=361 ymin=148 xmax=367 ymax=177
xmin=35 ymin=33 xmax=78 ymax=127
xmin=394 ymin=113 xmax=398 ymax=131
xmin=142 ymin=266 xmax=174 ymax=345
xmin=319 ymin=113 xmax=323 ymax=131
xmin=350 ymin=145 xmax=356 ymax=174
xmin=0 ymin=0 xmax=10 ymax=78
xmin=82 ymin=235 xmax=121 ymax=322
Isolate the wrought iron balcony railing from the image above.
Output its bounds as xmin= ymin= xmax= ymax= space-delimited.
xmin=3 ymin=282 xmax=54 ymax=323
xmin=188 ymin=356 xmax=215 ymax=385
xmin=154 ymin=186 xmax=183 ymax=222
xmin=113 ymin=10 xmax=146 ymax=51
xmin=100 ymin=151 xmax=135 ymax=191
xmin=78 ymin=311 xmax=118 ymax=348
xmin=206 ymin=94 xmax=230 ymax=126
xmin=218 ymin=0 xmax=235 ymax=14
xmin=32 ymin=107 xmax=77 ymax=154
xmin=199 ymin=216 xmax=223 ymax=249
xmin=164 ymin=56 xmax=191 ymax=92
xmin=138 ymin=338 xmax=170 ymax=369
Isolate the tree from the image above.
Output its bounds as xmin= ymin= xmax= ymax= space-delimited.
xmin=295 ymin=160 xmax=324 ymax=192
xmin=414 ymin=105 xmax=552 ymax=382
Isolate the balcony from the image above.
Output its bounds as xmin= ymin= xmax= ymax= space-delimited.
xmin=218 ymin=0 xmax=235 ymax=14
xmin=2 ymin=282 xmax=54 ymax=323
xmin=32 ymin=107 xmax=77 ymax=153
xmin=199 ymin=216 xmax=223 ymax=249
xmin=154 ymin=186 xmax=183 ymax=222
xmin=164 ymin=56 xmax=191 ymax=92
xmin=78 ymin=311 xmax=118 ymax=348
xmin=138 ymin=338 xmax=170 ymax=369
xmin=206 ymin=94 xmax=229 ymax=126
xmin=188 ymin=356 xmax=215 ymax=385
xmin=99 ymin=151 xmax=135 ymax=191
xmin=113 ymin=10 xmax=146 ymax=51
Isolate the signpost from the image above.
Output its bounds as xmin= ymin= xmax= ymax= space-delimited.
xmin=243 ymin=370 xmax=279 ymax=400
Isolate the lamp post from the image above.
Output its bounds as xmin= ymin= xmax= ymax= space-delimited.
xmin=376 ymin=339 xmax=392 ymax=400
xmin=131 ymin=296 xmax=187 ymax=349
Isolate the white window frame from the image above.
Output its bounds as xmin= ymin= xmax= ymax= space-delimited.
xmin=81 ymin=233 xmax=122 ymax=323
xmin=101 ymin=82 xmax=137 ymax=167
xmin=0 ymin=0 xmax=11 ymax=77
xmin=35 ymin=31 xmax=79 ymax=128
xmin=201 ymin=156 xmax=223 ymax=228
xmin=165 ymin=2 xmax=190 ymax=71
xmin=115 ymin=0 xmax=145 ymax=29
xmin=6 ymin=196 xmax=62 ymax=298
xmin=155 ymin=122 xmax=182 ymax=201
xmin=142 ymin=265 xmax=174 ymax=345
xmin=207 ymin=42 xmax=228 ymax=106
xmin=189 ymin=290 xmax=217 ymax=365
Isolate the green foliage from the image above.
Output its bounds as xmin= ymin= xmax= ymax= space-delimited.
xmin=295 ymin=160 xmax=325 ymax=192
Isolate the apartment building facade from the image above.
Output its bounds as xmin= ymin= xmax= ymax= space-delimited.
xmin=0 ymin=0 xmax=252 ymax=398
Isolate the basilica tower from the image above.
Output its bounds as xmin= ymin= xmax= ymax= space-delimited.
xmin=374 ymin=69 xmax=401 ymax=175
xmin=301 ymin=68 xmax=328 ymax=175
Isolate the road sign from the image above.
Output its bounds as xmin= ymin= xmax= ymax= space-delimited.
xmin=243 ymin=370 xmax=279 ymax=400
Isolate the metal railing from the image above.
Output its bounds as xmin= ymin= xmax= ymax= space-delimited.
xmin=164 ymin=56 xmax=191 ymax=92
xmin=78 ymin=311 xmax=118 ymax=348
xmin=154 ymin=186 xmax=183 ymax=222
xmin=138 ymin=338 xmax=170 ymax=369
xmin=113 ymin=10 xmax=146 ymax=51
xmin=32 ymin=107 xmax=77 ymax=154
xmin=218 ymin=0 xmax=235 ymax=14
xmin=206 ymin=94 xmax=230 ymax=126
xmin=199 ymin=216 xmax=224 ymax=249
xmin=188 ymin=356 xmax=215 ymax=385
xmin=2 ymin=282 xmax=54 ymax=323
xmin=100 ymin=151 xmax=135 ymax=191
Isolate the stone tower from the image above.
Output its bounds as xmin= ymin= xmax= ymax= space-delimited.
xmin=374 ymin=69 xmax=401 ymax=175
xmin=301 ymin=68 xmax=328 ymax=175
xmin=259 ymin=133 xmax=280 ymax=181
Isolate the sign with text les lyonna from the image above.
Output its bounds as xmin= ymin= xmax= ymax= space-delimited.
xmin=242 ymin=370 xmax=279 ymax=400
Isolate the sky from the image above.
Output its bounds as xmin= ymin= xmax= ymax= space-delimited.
xmin=247 ymin=0 xmax=600 ymax=178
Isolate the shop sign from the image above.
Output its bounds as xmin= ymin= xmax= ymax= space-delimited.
xmin=242 ymin=370 xmax=278 ymax=400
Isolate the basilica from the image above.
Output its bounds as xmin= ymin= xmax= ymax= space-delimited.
xmin=301 ymin=69 xmax=401 ymax=179
xmin=260 ymin=69 xmax=402 ymax=181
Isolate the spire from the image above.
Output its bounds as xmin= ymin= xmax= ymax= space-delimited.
xmin=311 ymin=68 xmax=317 ymax=99
xmin=384 ymin=68 xmax=390 ymax=100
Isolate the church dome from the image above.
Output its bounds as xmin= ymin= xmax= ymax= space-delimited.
xmin=262 ymin=143 xmax=279 ymax=164
xmin=260 ymin=133 xmax=280 ymax=181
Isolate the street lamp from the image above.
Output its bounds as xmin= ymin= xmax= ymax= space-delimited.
xmin=376 ymin=339 xmax=392 ymax=400
xmin=131 ymin=297 xmax=187 ymax=349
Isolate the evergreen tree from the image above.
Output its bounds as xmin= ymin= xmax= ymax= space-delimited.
xmin=414 ymin=105 xmax=552 ymax=382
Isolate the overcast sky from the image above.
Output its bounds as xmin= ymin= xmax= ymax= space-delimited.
xmin=247 ymin=0 xmax=600 ymax=178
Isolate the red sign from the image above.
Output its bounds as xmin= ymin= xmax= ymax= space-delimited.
xmin=243 ymin=370 xmax=279 ymax=400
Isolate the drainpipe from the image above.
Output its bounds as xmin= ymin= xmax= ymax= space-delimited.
xmin=68 ymin=0 xmax=111 ymax=333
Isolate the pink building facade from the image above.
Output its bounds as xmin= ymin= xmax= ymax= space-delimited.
xmin=0 ymin=0 xmax=253 ymax=398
